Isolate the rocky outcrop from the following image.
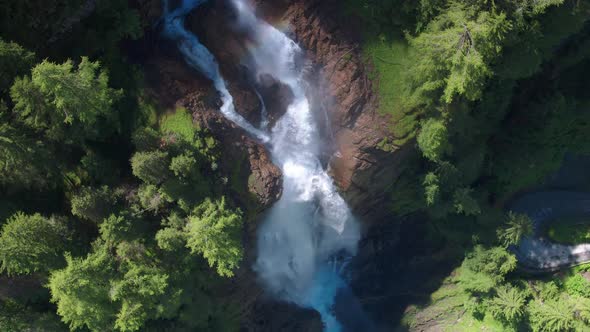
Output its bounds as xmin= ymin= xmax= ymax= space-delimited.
xmin=227 ymin=79 xmax=264 ymax=130
xmin=137 ymin=0 xmax=408 ymax=224
xmin=142 ymin=55 xmax=282 ymax=211
xmin=184 ymin=92 xmax=283 ymax=208
xmin=189 ymin=0 xmax=409 ymax=220
xmin=137 ymin=1 xmax=416 ymax=330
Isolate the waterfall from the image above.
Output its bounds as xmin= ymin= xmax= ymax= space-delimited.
xmin=254 ymin=89 xmax=269 ymax=130
xmin=161 ymin=0 xmax=269 ymax=143
xmin=162 ymin=1 xmax=365 ymax=330
xmin=230 ymin=1 xmax=362 ymax=331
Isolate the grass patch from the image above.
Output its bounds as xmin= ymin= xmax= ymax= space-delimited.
xmin=364 ymin=39 xmax=407 ymax=116
xmin=546 ymin=217 xmax=590 ymax=244
xmin=160 ymin=107 xmax=195 ymax=141
xmin=363 ymin=39 xmax=417 ymax=144
xmin=448 ymin=313 xmax=513 ymax=332
xmin=341 ymin=0 xmax=419 ymax=145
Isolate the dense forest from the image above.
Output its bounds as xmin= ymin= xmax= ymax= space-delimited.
xmin=0 ymin=1 xmax=243 ymax=330
xmin=346 ymin=0 xmax=590 ymax=330
xmin=1 ymin=0 xmax=590 ymax=331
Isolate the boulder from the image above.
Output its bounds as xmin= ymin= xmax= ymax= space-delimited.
xmin=255 ymin=73 xmax=294 ymax=128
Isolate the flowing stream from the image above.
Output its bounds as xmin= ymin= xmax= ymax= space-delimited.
xmin=162 ymin=1 xmax=364 ymax=330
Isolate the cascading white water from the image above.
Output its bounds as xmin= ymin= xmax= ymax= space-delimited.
xmin=230 ymin=1 xmax=361 ymax=331
xmin=162 ymin=1 xmax=362 ymax=330
xmin=162 ymin=0 xmax=269 ymax=143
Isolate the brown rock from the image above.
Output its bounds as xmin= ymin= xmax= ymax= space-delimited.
xmin=192 ymin=3 xmax=295 ymax=131
xmin=133 ymin=0 xmax=163 ymax=26
xmin=247 ymin=143 xmax=283 ymax=206
xmin=186 ymin=0 xmax=409 ymax=219
xmin=138 ymin=3 xmax=321 ymax=331
xmin=228 ymin=78 xmax=264 ymax=128
xmin=187 ymin=95 xmax=283 ymax=208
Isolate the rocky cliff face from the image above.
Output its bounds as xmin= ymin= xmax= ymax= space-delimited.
xmin=249 ymin=2 xmax=428 ymax=330
xmin=256 ymin=0 xmax=411 ymax=220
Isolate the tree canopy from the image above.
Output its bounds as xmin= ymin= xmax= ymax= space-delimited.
xmin=0 ymin=212 xmax=69 ymax=275
xmin=186 ymin=198 xmax=244 ymax=277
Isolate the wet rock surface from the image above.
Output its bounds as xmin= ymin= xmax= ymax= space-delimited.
xmin=142 ymin=53 xmax=282 ymax=211
xmin=251 ymin=2 xmax=438 ymax=331
xmin=193 ymin=2 xmax=296 ymax=131
xmin=227 ymin=78 xmax=264 ymax=130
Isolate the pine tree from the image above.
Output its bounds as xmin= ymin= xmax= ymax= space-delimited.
xmin=0 ymin=212 xmax=68 ymax=275
xmin=0 ymin=123 xmax=54 ymax=188
xmin=130 ymin=151 xmax=171 ymax=185
xmin=528 ymin=298 xmax=576 ymax=332
xmin=417 ymin=118 xmax=449 ymax=162
xmin=48 ymin=246 xmax=117 ymax=332
xmin=0 ymin=38 xmax=34 ymax=95
xmin=498 ymin=212 xmax=534 ymax=247
xmin=10 ymin=57 xmax=122 ymax=141
xmin=488 ymin=285 xmax=528 ymax=324
xmin=185 ymin=198 xmax=243 ymax=277
xmin=70 ymin=186 xmax=117 ymax=223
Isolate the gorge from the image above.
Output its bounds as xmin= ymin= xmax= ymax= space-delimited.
xmin=162 ymin=0 xmax=371 ymax=330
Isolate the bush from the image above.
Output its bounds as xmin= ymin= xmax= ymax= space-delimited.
xmin=131 ymin=151 xmax=171 ymax=185
xmin=457 ymin=246 xmax=517 ymax=294
xmin=132 ymin=127 xmax=161 ymax=152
